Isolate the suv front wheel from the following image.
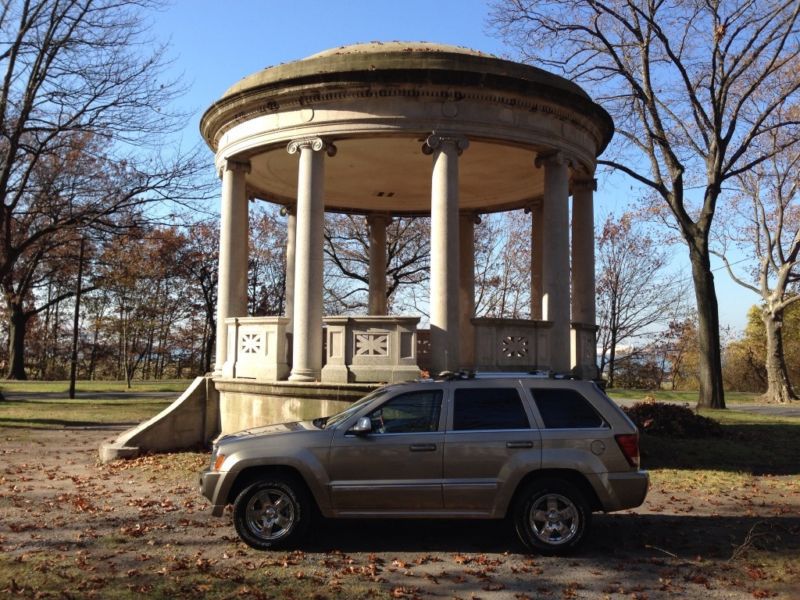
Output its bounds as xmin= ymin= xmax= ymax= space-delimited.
xmin=514 ymin=479 xmax=590 ymax=555
xmin=233 ymin=478 xmax=310 ymax=550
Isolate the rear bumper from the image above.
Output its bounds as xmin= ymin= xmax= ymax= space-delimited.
xmin=601 ymin=470 xmax=649 ymax=511
xmin=199 ymin=470 xmax=226 ymax=517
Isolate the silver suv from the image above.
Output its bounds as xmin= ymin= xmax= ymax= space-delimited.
xmin=199 ymin=374 xmax=648 ymax=554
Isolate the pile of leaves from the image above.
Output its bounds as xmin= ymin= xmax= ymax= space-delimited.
xmin=623 ymin=401 xmax=723 ymax=438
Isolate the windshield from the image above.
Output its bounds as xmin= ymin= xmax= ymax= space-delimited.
xmin=322 ymin=388 xmax=391 ymax=429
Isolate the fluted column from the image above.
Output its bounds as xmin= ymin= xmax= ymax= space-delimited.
xmin=214 ymin=158 xmax=250 ymax=374
xmin=536 ymin=152 xmax=571 ymax=373
xmin=287 ymin=137 xmax=336 ymax=382
xmin=423 ymin=132 xmax=469 ymax=374
xmin=367 ymin=213 xmax=389 ymax=315
xmin=459 ymin=211 xmax=477 ymax=369
xmin=529 ymin=200 xmax=543 ymax=320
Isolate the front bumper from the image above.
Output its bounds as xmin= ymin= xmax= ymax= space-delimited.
xmin=199 ymin=470 xmax=226 ymax=517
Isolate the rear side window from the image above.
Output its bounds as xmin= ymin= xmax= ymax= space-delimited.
xmin=453 ymin=388 xmax=530 ymax=430
xmin=531 ymin=388 xmax=605 ymax=429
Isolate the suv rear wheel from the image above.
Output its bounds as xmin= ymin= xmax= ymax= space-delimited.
xmin=514 ymin=478 xmax=590 ymax=555
xmin=233 ymin=478 xmax=310 ymax=550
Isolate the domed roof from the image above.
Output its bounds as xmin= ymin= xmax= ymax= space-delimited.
xmin=218 ymin=40 xmax=589 ymax=101
xmin=305 ymin=41 xmax=497 ymax=59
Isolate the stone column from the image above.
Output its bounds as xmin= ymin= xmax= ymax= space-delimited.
xmin=283 ymin=206 xmax=296 ymax=333
xmin=287 ymin=137 xmax=336 ymax=382
xmin=423 ymin=132 xmax=469 ymax=374
xmin=459 ymin=211 xmax=477 ymax=369
xmin=529 ymin=200 xmax=544 ymax=320
xmin=367 ymin=213 xmax=389 ymax=315
xmin=536 ymin=152 xmax=571 ymax=373
xmin=571 ymin=177 xmax=597 ymax=379
xmin=214 ymin=159 xmax=250 ymax=375
xmin=571 ymin=178 xmax=596 ymax=325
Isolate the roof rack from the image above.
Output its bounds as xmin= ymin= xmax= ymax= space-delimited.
xmin=432 ymin=370 xmax=581 ymax=381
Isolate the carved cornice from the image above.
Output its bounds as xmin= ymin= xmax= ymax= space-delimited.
xmin=286 ymin=136 xmax=337 ymax=156
xmin=421 ymin=132 xmax=470 ymax=156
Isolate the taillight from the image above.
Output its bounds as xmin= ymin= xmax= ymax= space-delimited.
xmin=615 ymin=433 xmax=640 ymax=468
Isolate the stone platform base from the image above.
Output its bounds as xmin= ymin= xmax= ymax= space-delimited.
xmin=215 ymin=379 xmax=378 ymax=434
xmin=99 ymin=377 xmax=378 ymax=461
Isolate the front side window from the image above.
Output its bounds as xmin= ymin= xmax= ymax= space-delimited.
xmin=366 ymin=390 xmax=443 ymax=434
xmin=531 ymin=388 xmax=605 ymax=429
xmin=453 ymin=387 xmax=530 ymax=431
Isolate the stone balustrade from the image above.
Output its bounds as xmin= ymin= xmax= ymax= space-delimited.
xmin=322 ymin=316 xmax=421 ymax=383
xmin=223 ymin=316 xmax=290 ymax=380
xmin=222 ymin=315 xmax=595 ymax=383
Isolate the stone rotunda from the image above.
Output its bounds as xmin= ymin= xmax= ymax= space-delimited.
xmin=201 ymin=41 xmax=613 ymax=432
xmin=98 ymin=42 xmax=615 ymax=459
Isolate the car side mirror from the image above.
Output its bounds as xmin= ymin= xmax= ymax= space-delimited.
xmin=351 ymin=417 xmax=372 ymax=435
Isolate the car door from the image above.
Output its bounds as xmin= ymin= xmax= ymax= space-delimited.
xmin=443 ymin=382 xmax=541 ymax=513
xmin=327 ymin=389 xmax=445 ymax=513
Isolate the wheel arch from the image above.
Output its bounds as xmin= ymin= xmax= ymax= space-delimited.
xmin=506 ymin=469 xmax=602 ymax=517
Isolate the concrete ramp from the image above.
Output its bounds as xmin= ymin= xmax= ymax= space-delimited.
xmin=99 ymin=376 xmax=219 ymax=463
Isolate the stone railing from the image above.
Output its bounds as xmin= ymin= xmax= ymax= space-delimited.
xmin=570 ymin=321 xmax=599 ymax=380
xmin=472 ymin=318 xmax=553 ymax=371
xmin=223 ymin=316 xmax=290 ymax=380
xmin=321 ymin=316 xmax=421 ymax=383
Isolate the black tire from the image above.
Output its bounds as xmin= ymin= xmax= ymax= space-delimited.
xmin=513 ymin=478 xmax=591 ymax=555
xmin=232 ymin=478 xmax=310 ymax=550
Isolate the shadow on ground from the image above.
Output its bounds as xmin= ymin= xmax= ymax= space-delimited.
xmin=293 ymin=513 xmax=800 ymax=559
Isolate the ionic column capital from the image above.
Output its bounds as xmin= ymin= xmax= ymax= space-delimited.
xmin=422 ymin=132 xmax=469 ymax=156
xmin=218 ymin=158 xmax=251 ymax=178
xmin=366 ymin=212 xmax=391 ymax=228
xmin=287 ymin=136 xmax=338 ymax=157
xmin=459 ymin=210 xmax=482 ymax=225
xmin=534 ymin=151 xmax=571 ymax=169
xmin=572 ymin=178 xmax=597 ymax=193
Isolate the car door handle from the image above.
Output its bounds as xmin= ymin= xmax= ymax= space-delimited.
xmin=506 ymin=441 xmax=534 ymax=449
xmin=409 ymin=443 xmax=437 ymax=452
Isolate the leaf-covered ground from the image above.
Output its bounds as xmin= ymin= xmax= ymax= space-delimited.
xmin=0 ymin=422 xmax=798 ymax=599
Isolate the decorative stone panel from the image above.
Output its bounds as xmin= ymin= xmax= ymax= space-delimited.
xmin=472 ymin=318 xmax=552 ymax=372
xmin=223 ymin=317 xmax=289 ymax=381
xmin=321 ymin=316 xmax=421 ymax=383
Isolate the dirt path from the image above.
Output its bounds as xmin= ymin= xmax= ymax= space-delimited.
xmin=1 ymin=426 xmax=798 ymax=599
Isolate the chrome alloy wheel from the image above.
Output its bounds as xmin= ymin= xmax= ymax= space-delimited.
xmin=245 ymin=488 xmax=295 ymax=541
xmin=528 ymin=493 xmax=580 ymax=545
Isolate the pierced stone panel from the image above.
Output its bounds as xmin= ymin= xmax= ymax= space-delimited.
xmin=240 ymin=332 xmax=264 ymax=355
xmin=355 ymin=333 xmax=389 ymax=357
xmin=502 ymin=336 xmax=529 ymax=358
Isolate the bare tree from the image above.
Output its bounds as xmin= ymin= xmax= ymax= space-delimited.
xmin=0 ymin=0 xmax=208 ymax=378
xmin=491 ymin=0 xmax=800 ymax=408
xmin=715 ymin=124 xmax=800 ymax=402
xmin=595 ymin=212 xmax=686 ymax=387
xmin=323 ymin=214 xmax=430 ymax=314
xmin=474 ymin=211 xmax=531 ymax=318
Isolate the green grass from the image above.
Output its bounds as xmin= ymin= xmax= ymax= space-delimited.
xmin=0 ymin=379 xmax=192 ymax=394
xmin=640 ymin=409 xmax=800 ymax=474
xmin=607 ymin=388 xmax=761 ymax=404
xmin=0 ymin=397 xmax=173 ymax=428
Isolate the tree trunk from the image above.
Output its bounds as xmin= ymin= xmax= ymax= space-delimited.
xmin=762 ymin=310 xmax=797 ymax=403
xmin=689 ymin=244 xmax=726 ymax=408
xmin=6 ymin=301 xmax=28 ymax=380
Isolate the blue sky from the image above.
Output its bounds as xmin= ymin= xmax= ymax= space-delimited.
xmin=150 ymin=0 xmax=755 ymax=331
